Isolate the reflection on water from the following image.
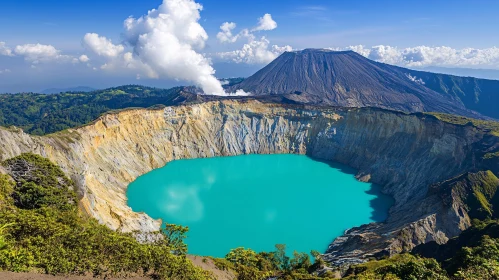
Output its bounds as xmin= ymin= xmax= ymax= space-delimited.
xmin=160 ymin=186 xmax=204 ymax=222
xmin=127 ymin=154 xmax=393 ymax=257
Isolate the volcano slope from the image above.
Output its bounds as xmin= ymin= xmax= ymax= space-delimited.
xmin=231 ymin=49 xmax=499 ymax=120
xmin=0 ymin=98 xmax=497 ymax=266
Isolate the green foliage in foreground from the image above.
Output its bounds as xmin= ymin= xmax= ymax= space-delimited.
xmin=213 ymin=245 xmax=332 ymax=280
xmin=345 ymin=219 xmax=499 ymax=280
xmin=0 ymin=154 xmax=212 ymax=279
xmin=345 ymin=254 xmax=448 ymax=280
xmin=3 ymin=153 xmax=78 ymax=211
xmin=0 ymin=85 xmax=183 ymax=135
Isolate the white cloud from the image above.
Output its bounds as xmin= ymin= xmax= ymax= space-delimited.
xmin=217 ymin=37 xmax=292 ymax=64
xmin=333 ymin=45 xmax=499 ymax=69
xmin=253 ymin=13 xmax=277 ymax=31
xmin=79 ymin=54 xmax=90 ymax=63
xmin=85 ymin=0 xmax=225 ymax=95
xmin=14 ymin=43 xmax=72 ymax=63
xmin=217 ymin=22 xmax=238 ymax=43
xmin=0 ymin=42 xmax=13 ymax=56
xmin=216 ymin=13 xmax=279 ymax=44
xmin=0 ymin=69 xmax=11 ymax=74
xmin=215 ymin=13 xmax=291 ymax=64
xmin=83 ymin=33 xmax=124 ymax=58
xmin=2 ymin=42 xmax=85 ymax=66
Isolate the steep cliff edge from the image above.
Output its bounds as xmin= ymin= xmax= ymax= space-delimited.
xmin=0 ymin=99 xmax=497 ymax=264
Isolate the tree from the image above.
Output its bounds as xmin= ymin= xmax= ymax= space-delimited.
xmin=290 ymin=251 xmax=311 ymax=271
xmin=274 ymin=244 xmax=290 ymax=271
xmin=225 ymin=247 xmax=259 ymax=267
xmin=162 ymin=223 xmax=188 ymax=255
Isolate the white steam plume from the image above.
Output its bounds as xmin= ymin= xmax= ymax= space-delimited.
xmin=84 ymin=0 xmax=226 ymax=95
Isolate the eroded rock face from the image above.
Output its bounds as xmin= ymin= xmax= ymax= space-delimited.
xmin=0 ymin=99 xmax=497 ymax=264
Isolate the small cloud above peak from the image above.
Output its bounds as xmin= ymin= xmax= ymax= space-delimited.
xmin=217 ymin=22 xmax=238 ymax=43
xmin=252 ymin=13 xmax=277 ymax=31
xmin=214 ymin=13 xmax=291 ymax=64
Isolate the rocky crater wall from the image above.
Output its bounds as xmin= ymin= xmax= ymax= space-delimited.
xmin=0 ymin=99 xmax=497 ymax=263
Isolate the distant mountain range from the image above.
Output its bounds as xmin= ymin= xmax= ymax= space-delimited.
xmin=230 ymin=49 xmax=499 ymax=120
xmin=419 ymin=66 xmax=499 ymax=81
xmin=41 ymin=86 xmax=96 ymax=94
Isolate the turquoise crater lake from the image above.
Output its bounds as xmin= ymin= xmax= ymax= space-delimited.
xmin=127 ymin=154 xmax=393 ymax=257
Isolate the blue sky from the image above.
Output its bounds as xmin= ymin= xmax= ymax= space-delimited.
xmin=1 ymin=0 xmax=499 ymax=93
xmin=2 ymin=0 xmax=499 ymax=49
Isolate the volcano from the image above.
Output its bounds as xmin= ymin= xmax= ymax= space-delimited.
xmin=231 ymin=49 xmax=499 ymax=119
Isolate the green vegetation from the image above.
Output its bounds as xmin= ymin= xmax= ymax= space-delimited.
xmin=4 ymin=154 xmax=77 ymax=211
xmin=433 ymin=171 xmax=499 ymax=220
xmin=345 ymin=254 xmax=448 ymax=279
xmin=484 ymin=151 xmax=499 ymax=160
xmin=0 ymin=154 xmax=212 ymax=279
xmin=427 ymin=112 xmax=499 ymax=136
xmin=0 ymin=85 xmax=184 ymax=135
xmin=343 ymin=219 xmax=499 ymax=280
xmin=212 ymin=245 xmax=331 ymax=280
xmin=341 ymin=171 xmax=499 ymax=280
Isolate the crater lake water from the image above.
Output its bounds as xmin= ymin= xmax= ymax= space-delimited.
xmin=127 ymin=154 xmax=393 ymax=257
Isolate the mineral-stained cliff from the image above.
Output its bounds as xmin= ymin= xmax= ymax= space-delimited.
xmin=0 ymin=99 xmax=497 ymax=264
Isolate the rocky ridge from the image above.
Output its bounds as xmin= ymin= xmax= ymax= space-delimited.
xmin=0 ymin=99 xmax=498 ymax=264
